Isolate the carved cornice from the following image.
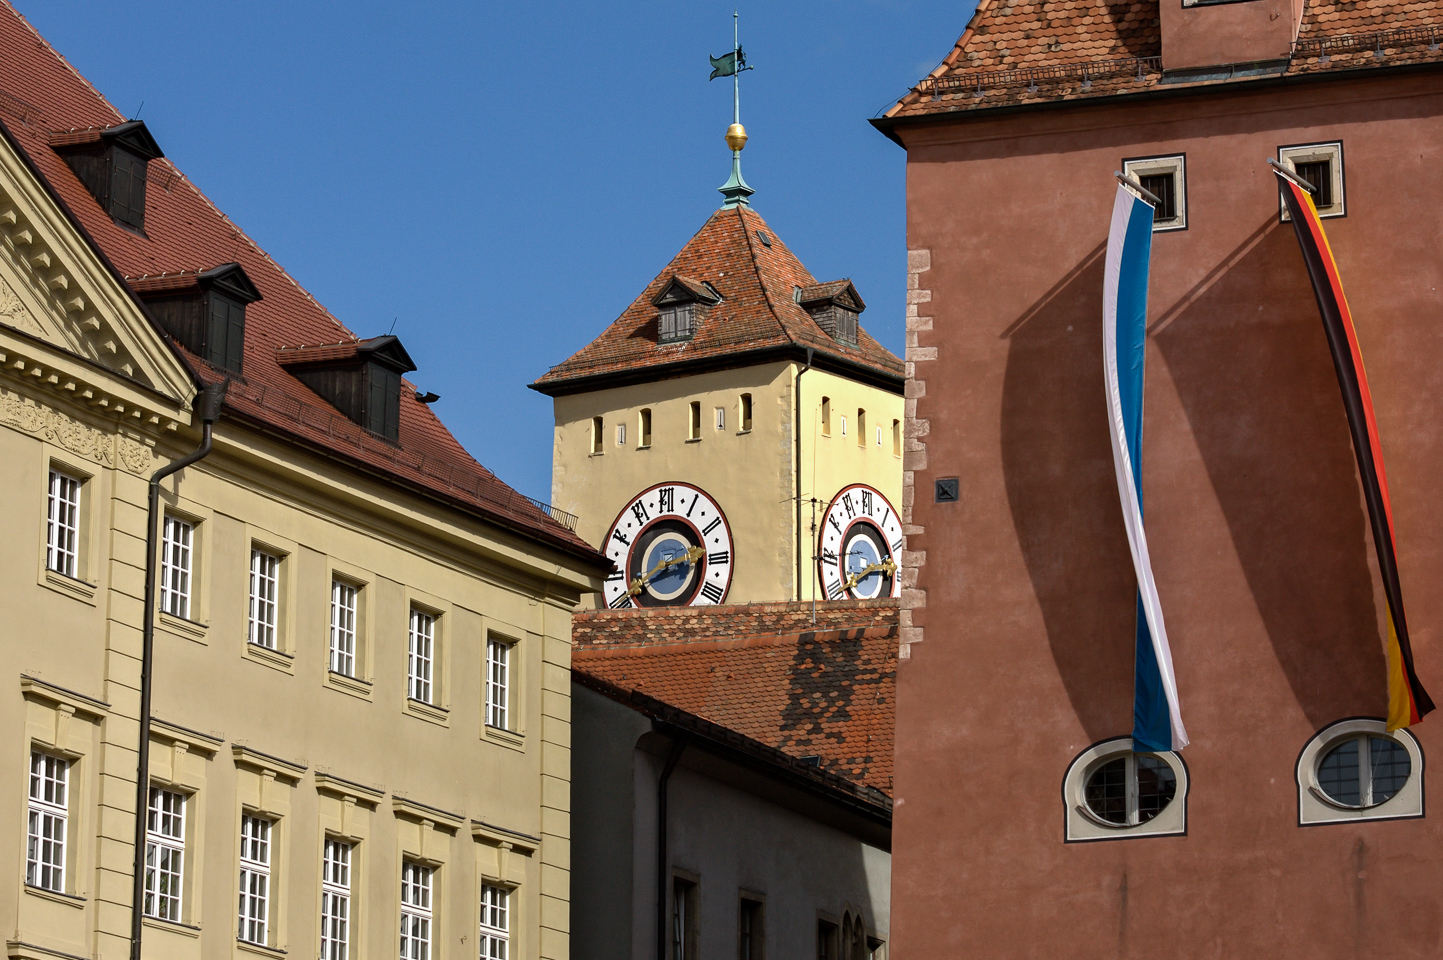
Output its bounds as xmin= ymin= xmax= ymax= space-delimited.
xmin=0 ymin=383 xmax=157 ymax=474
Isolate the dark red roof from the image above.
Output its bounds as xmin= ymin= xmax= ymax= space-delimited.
xmin=0 ymin=2 xmax=601 ymax=562
xmin=531 ymin=205 xmax=903 ymax=395
xmin=572 ymin=600 xmax=898 ymax=795
xmin=879 ymin=0 xmax=1443 ymax=121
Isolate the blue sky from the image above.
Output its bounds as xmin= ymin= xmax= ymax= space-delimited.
xmin=17 ymin=1 xmax=972 ymax=503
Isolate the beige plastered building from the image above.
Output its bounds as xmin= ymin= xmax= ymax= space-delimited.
xmin=0 ymin=7 xmax=607 ymax=959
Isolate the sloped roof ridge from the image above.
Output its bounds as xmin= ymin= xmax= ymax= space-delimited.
xmin=6 ymin=2 xmax=120 ymax=127
xmin=736 ymin=205 xmax=793 ymax=345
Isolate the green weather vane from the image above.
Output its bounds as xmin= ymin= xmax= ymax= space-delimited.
xmin=711 ymin=11 xmax=755 ymax=208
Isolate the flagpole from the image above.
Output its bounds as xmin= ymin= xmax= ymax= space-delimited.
xmin=733 ymin=10 xmax=740 ymax=127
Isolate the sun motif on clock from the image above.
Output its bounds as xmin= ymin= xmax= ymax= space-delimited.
xmin=602 ymin=482 xmax=734 ymax=609
xmin=817 ymin=484 xmax=904 ymax=601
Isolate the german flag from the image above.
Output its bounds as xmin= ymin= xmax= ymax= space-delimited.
xmin=1276 ymin=169 xmax=1434 ymax=730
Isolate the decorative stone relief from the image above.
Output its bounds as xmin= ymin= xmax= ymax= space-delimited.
xmin=0 ymin=277 xmax=43 ymax=337
xmin=0 ymin=387 xmax=149 ymax=472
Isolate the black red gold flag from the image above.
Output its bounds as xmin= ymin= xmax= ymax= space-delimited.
xmin=1276 ymin=170 xmax=1434 ymax=730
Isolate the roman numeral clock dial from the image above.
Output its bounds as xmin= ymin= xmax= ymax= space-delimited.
xmin=817 ymin=484 xmax=904 ymax=601
xmin=602 ymin=482 xmax=734 ymax=609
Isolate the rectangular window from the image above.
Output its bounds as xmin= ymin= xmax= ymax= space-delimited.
xmin=659 ymin=303 xmax=695 ymax=343
xmin=591 ymin=416 xmax=604 ymax=455
xmin=740 ymin=394 xmax=752 ymax=432
xmin=206 ymin=291 xmax=246 ymax=374
xmin=688 ymin=402 xmax=701 ymax=441
xmin=1295 ymin=160 xmax=1333 ymax=207
xmin=480 ymin=884 xmax=510 ymax=960
xmin=321 ymin=838 xmax=352 ymax=960
xmin=330 ymin=580 xmax=358 ymax=677
xmin=892 ymin=419 xmax=901 ymax=457
xmin=857 ymin=409 xmax=867 ymax=448
xmin=46 ymin=469 xmax=81 ymax=577
xmin=160 ymin=515 xmax=193 ymax=619
xmin=409 ymin=608 xmax=435 ymax=704
xmin=739 ymin=896 xmax=764 ymax=960
xmin=821 ymin=397 xmax=831 ymax=436
xmin=875 ymin=425 xmax=882 ymax=447
xmin=238 ymin=814 xmax=271 ymax=944
xmin=26 ymin=750 xmax=68 ymax=892
xmin=248 ymin=549 xmax=279 ymax=648
xmin=1279 ymin=142 xmax=1344 ymax=218
xmin=486 ymin=636 xmax=510 ymax=730
xmin=672 ymin=878 xmax=698 ymax=960
xmin=817 ymin=920 xmax=840 ymax=960
xmin=715 ymin=407 xmax=725 ymax=431
xmin=1122 ymin=154 xmax=1187 ymax=231
xmin=400 ymin=861 xmax=432 ymax=960
xmin=145 ymin=787 xmax=186 ymax=921
xmin=640 ymin=409 xmax=652 ymax=447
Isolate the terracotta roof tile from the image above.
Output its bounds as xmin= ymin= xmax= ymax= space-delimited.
xmin=532 ymin=206 xmax=902 ymax=393
xmin=0 ymin=2 xmax=601 ymax=562
xmin=881 ymin=0 xmax=1443 ymax=119
xmin=572 ymin=600 xmax=898 ymax=795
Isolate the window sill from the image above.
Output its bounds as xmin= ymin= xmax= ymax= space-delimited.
xmin=244 ymin=642 xmax=294 ymax=674
xmin=237 ymin=939 xmax=287 ymax=958
xmin=737 ymin=429 xmax=751 ymax=435
xmin=484 ymin=724 xmax=526 ymax=752
xmin=685 ymin=438 xmax=702 ymax=444
xmin=636 ymin=444 xmax=651 ymax=450
xmin=40 ymin=569 xmax=97 ymax=605
xmin=158 ymin=611 xmax=208 ymax=642
xmin=325 ymin=671 xmax=373 ymax=701
xmin=588 ymin=451 xmax=605 ymax=457
xmin=143 ymin=916 xmax=200 ymax=938
xmin=405 ymin=698 xmax=450 ymax=727
xmin=23 ymin=883 xmax=85 ymax=908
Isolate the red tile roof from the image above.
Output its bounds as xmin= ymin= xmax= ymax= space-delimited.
xmin=572 ymin=600 xmax=899 ymax=795
xmin=878 ymin=0 xmax=1443 ymax=121
xmin=531 ymin=206 xmax=903 ymax=395
xmin=0 ymin=2 xmax=602 ymax=563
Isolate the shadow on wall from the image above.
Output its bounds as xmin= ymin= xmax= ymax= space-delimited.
xmin=999 ymin=240 xmax=1137 ymax=743
xmin=1152 ymin=215 xmax=1386 ymax=727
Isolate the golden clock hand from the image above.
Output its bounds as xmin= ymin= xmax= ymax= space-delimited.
xmin=840 ymin=557 xmax=897 ymax=593
xmin=628 ymin=545 xmax=706 ymax=596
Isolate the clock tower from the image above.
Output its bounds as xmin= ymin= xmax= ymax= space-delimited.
xmin=531 ymin=127 xmax=904 ymax=608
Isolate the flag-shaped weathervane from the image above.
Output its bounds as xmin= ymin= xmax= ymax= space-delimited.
xmin=711 ymin=11 xmax=755 ymax=208
xmin=709 ymin=46 xmax=748 ymax=80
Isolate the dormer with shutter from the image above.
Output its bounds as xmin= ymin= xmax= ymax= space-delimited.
xmin=798 ymin=280 xmax=865 ymax=347
xmin=51 ymin=120 xmax=164 ymax=234
xmin=131 ymin=263 xmax=262 ymax=375
xmin=276 ymin=336 xmax=417 ymax=442
xmin=652 ymin=275 xmax=722 ymax=344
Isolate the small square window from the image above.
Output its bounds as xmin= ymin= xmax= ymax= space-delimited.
xmin=1279 ymin=141 xmax=1345 ymax=219
xmin=1122 ymin=154 xmax=1187 ymax=231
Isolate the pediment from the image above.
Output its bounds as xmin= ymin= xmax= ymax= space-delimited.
xmin=0 ymin=130 xmax=193 ymax=406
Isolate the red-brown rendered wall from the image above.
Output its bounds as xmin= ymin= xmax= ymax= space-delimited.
xmin=894 ymin=71 xmax=1443 ymax=958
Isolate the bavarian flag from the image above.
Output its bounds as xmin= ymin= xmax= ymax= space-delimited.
xmin=1104 ymin=183 xmax=1188 ymax=752
xmin=1276 ymin=169 xmax=1435 ymax=731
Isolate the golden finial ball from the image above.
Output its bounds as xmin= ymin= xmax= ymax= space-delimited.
xmin=725 ymin=123 xmax=748 ymax=152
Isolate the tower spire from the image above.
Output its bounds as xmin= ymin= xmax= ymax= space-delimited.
xmin=712 ymin=10 xmax=754 ymax=208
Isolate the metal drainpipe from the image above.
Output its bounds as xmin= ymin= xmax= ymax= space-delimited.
xmin=794 ymin=348 xmax=814 ymax=601
xmin=655 ymin=734 xmax=689 ymax=960
xmin=130 ymin=380 xmax=228 ymax=960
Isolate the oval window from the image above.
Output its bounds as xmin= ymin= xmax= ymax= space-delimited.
xmin=1317 ymin=734 xmax=1411 ymax=808
xmin=1084 ymin=753 xmax=1177 ymax=826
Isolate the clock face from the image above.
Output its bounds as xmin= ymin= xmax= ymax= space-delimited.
xmin=817 ymin=484 xmax=904 ymax=601
xmin=602 ymin=482 xmax=734 ymax=609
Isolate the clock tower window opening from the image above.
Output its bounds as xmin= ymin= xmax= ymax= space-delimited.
xmin=821 ymin=398 xmax=831 ymax=437
xmin=591 ymin=417 xmax=604 ymax=455
xmin=688 ymin=402 xmax=702 ymax=441
xmin=739 ymin=394 xmax=752 ymax=432
xmin=893 ymin=420 xmax=902 ymax=457
xmin=640 ymin=409 xmax=652 ymax=448
xmin=857 ymin=409 xmax=867 ymax=448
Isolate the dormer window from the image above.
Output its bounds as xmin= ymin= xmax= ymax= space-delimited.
xmin=798 ymin=280 xmax=865 ymax=347
xmin=277 ymin=335 xmax=417 ymax=442
xmin=132 ymin=262 xmax=262 ymax=375
xmin=652 ymin=276 xmax=721 ymax=345
xmin=53 ymin=120 xmax=164 ymax=233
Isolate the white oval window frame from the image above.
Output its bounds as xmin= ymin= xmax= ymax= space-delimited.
xmin=1063 ymin=737 xmax=1188 ymax=842
xmin=1296 ymin=717 xmax=1424 ymax=826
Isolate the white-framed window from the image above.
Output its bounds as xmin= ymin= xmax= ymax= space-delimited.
xmin=480 ymin=884 xmax=510 ymax=960
xmin=321 ymin=838 xmax=353 ymax=960
xmin=238 ymin=813 xmax=271 ymax=944
xmin=249 ymin=549 xmax=279 ymax=648
xmin=160 ymin=515 xmax=194 ymax=619
xmin=1297 ymin=718 xmax=1423 ymax=825
xmin=1279 ymin=140 xmax=1345 ymax=219
xmin=330 ymin=579 xmax=357 ymax=677
xmin=400 ymin=861 xmax=432 ymax=960
xmin=145 ymin=786 xmax=186 ymax=921
xmin=26 ymin=750 xmax=68 ymax=892
xmin=486 ymin=637 xmax=510 ymax=730
xmin=46 ymin=469 xmax=81 ymax=577
xmin=409 ymin=607 xmax=435 ymax=704
xmin=1122 ymin=154 xmax=1187 ymax=231
xmin=1062 ymin=737 xmax=1187 ymax=841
